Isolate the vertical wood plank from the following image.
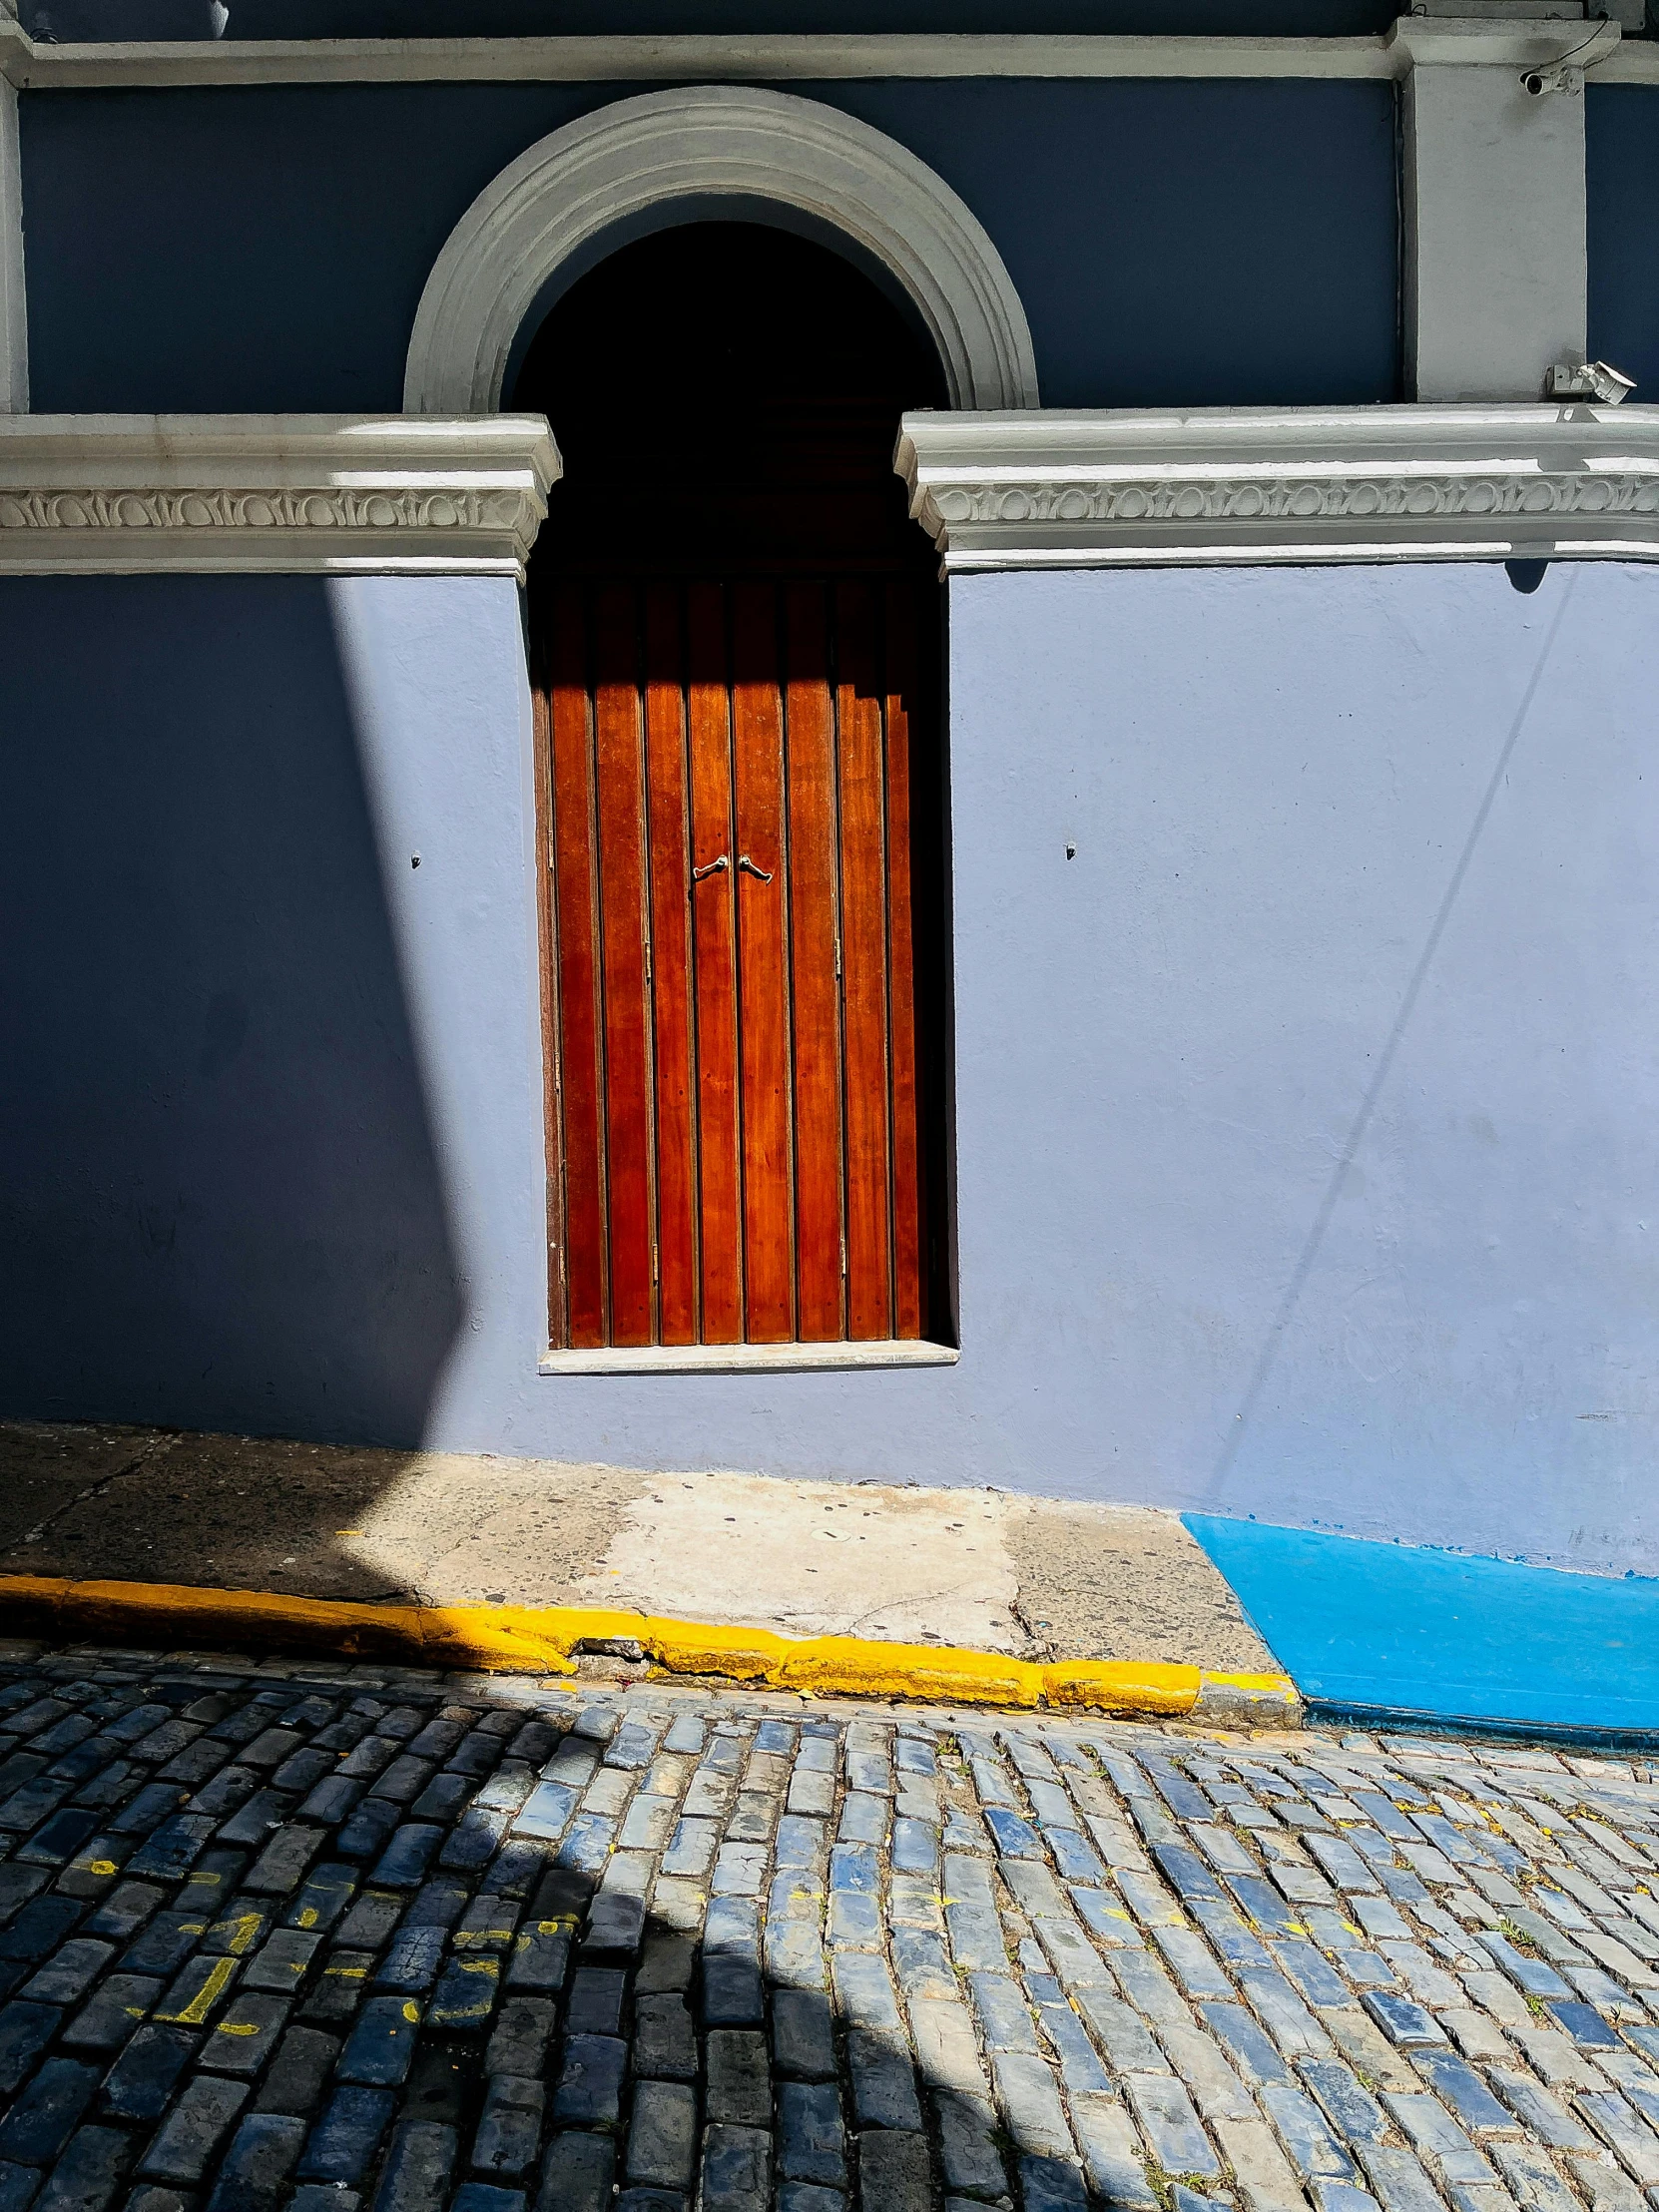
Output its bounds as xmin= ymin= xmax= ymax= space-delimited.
xmin=784 ymin=582 xmax=843 ymax=1342
xmin=884 ymin=582 xmax=924 ymax=1340
xmin=530 ymin=663 xmax=569 ymax=1351
xmin=645 ymin=585 xmax=698 ymax=1347
xmin=593 ymin=584 xmax=655 ymax=1348
xmin=548 ymin=587 xmax=608 ymax=1349
xmin=732 ymin=582 xmax=795 ymax=1344
xmin=836 ymin=581 xmax=893 ymax=1341
xmin=688 ymin=583 xmax=744 ymax=1344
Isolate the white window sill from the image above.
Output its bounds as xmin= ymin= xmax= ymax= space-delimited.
xmin=539 ymin=1339 xmax=958 ymax=1377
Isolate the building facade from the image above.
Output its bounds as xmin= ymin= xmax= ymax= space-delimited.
xmin=4 ymin=0 xmax=1659 ymax=1573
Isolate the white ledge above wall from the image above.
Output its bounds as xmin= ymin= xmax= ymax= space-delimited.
xmin=895 ymin=404 xmax=1659 ymax=571
xmin=0 ymin=415 xmax=561 ymax=578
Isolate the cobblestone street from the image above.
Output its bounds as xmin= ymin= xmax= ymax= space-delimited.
xmin=2 ymin=1644 xmax=1659 ymax=2212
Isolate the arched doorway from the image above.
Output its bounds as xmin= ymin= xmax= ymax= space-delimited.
xmin=518 ymin=222 xmax=950 ymax=1357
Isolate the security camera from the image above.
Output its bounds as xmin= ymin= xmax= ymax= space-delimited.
xmin=1545 ymin=360 xmax=1637 ymax=405
xmin=1522 ymin=63 xmax=1583 ymax=95
xmin=1519 ymin=17 xmax=1621 ymax=94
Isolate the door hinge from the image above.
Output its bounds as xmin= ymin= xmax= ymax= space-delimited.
xmin=653 ymin=1242 xmax=660 ymax=1282
xmin=834 ymin=936 xmax=842 ymax=979
xmin=840 ymin=1236 xmax=848 ymax=1277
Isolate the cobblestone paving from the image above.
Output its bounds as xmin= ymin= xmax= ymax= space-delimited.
xmin=2 ymin=1645 xmax=1659 ymax=2212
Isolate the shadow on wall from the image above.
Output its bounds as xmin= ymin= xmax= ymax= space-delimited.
xmin=0 ymin=576 xmax=465 ymax=1447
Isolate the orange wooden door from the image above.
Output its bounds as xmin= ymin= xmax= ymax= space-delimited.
xmin=535 ymin=575 xmax=930 ymax=1351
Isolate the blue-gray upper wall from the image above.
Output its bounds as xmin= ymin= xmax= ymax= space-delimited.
xmin=19 ymin=78 xmax=1400 ymax=412
xmin=26 ymin=2 xmax=1398 ymax=37
xmin=1588 ymin=88 xmax=1659 ymax=402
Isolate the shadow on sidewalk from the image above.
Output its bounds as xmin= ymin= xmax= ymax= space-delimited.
xmin=0 ymin=1422 xmax=648 ymax=1614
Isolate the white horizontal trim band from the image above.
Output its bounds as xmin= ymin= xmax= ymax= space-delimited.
xmin=539 ymin=1340 xmax=959 ymax=1375
xmin=0 ymin=413 xmax=561 ymax=579
xmin=0 ymin=26 xmax=1393 ymax=90
xmin=2 ymin=20 xmax=1651 ymax=89
xmin=894 ymin=403 xmax=1659 ymax=571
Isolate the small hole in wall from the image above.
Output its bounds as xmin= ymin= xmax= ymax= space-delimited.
xmin=1505 ymin=559 xmax=1549 ymax=595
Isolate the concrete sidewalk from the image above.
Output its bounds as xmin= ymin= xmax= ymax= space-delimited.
xmin=0 ymin=1422 xmax=1275 ymax=1673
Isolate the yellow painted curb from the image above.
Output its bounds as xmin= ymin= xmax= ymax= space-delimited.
xmin=0 ymin=1574 xmax=1300 ymax=1723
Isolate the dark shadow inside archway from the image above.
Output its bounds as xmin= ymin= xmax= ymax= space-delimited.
xmin=513 ymin=220 xmax=947 ymax=579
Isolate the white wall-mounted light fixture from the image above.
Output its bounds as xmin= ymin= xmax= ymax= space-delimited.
xmin=1546 ymin=360 xmax=1638 ymax=402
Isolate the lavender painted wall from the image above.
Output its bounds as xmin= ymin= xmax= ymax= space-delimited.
xmin=11 ymin=562 xmax=1650 ymax=1570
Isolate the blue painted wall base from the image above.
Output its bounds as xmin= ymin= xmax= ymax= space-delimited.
xmin=1186 ymin=1514 xmax=1659 ymax=1742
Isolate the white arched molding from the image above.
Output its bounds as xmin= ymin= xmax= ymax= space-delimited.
xmin=402 ymin=85 xmax=1040 ymax=414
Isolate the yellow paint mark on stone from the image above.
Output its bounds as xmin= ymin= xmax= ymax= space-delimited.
xmin=401 ymin=2001 xmax=420 ymax=2023
xmin=160 ymin=1955 xmax=237 ymax=2025
xmin=220 ymin=1914 xmax=265 ymax=1955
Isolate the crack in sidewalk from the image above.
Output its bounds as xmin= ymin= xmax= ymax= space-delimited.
xmin=1006 ymin=1585 xmax=1053 ymax=1662
xmin=16 ymin=1428 xmax=183 ymax=1555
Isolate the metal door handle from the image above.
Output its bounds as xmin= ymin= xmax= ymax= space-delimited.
xmin=692 ymin=854 xmax=729 ymax=883
xmin=737 ymin=854 xmax=774 ymax=882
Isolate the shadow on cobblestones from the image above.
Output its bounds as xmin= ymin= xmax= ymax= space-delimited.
xmin=4 ymin=1638 xmax=1659 ymax=2212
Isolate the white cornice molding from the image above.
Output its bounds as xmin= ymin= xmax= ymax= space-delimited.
xmin=404 ymin=86 xmax=1039 ymax=413
xmin=894 ymin=404 xmax=1659 ymax=570
xmin=0 ymin=414 xmax=560 ymax=577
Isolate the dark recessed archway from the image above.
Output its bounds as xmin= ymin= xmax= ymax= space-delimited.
xmin=514 ymin=220 xmax=947 ymax=575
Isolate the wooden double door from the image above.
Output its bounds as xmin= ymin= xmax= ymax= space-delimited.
xmin=535 ymin=570 xmax=937 ymax=1351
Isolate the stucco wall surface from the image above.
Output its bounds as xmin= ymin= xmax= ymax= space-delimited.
xmin=18 ymin=78 xmax=1398 ymax=414
xmin=3 ymin=563 xmax=1657 ymax=1574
